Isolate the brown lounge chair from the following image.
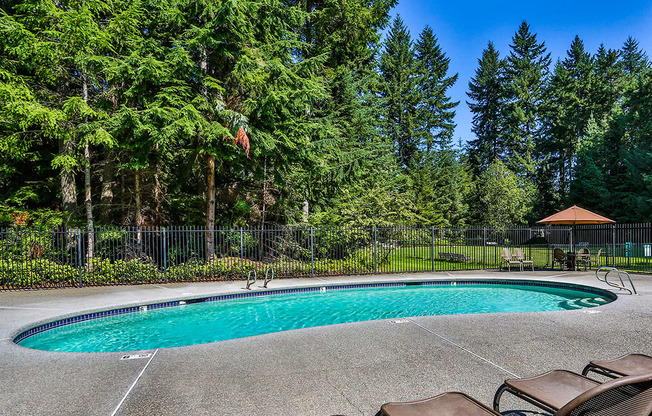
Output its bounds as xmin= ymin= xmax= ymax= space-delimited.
xmin=583 ymin=353 xmax=652 ymax=378
xmin=493 ymin=370 xmax=652 ymax=415
xmin=377 ymin=392 xmax=500 ymax=416
xmin=377 ymin=372 xmax=652 ymax=416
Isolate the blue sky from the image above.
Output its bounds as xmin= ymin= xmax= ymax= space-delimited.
xmin=388 ymin=0 xmax=652 ymax=145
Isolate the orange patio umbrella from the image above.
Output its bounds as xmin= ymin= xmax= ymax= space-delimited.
xmin=537 ymin=205 xmax=614 ymax=252
xmin=537 ymin=205 xmax=615 ymax=225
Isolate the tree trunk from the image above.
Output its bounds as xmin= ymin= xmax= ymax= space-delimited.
xmin=59 ymin=138 xmax=77 ymax=222
xmin=261 ymin=156 xmax=267 ymax=226
xmin=302 ymin=199 xmax=309 ymax=223
xmin=206 ymin=153 xmax=216 ymax=262
xmin=82 ymin=74 xmax=94 ymax=263
xmin=135 ymin=169 xmax=143 ymax=256
xmin=84 ymin=140 xmax=94 ymax=262
xmin=154 ymin=143 xmax=163 ymax=224
xmin=100 ymin=151 xmax=115 ymax=223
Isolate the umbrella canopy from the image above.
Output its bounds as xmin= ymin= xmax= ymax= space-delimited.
xmin=537 ymin=205 xmax=615 ymax=225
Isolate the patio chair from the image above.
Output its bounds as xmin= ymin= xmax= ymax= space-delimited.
xmin=501 ymin=248 xmax=522 ymax=272
xmin=493 ymin=370 xmax=652 ymax=416
xmin=553 ymin=248 xmax=569 ymax=271
xmin=377 ymin=391 xmax=501 ymax=416
xmin=585 ymin=248 xmax=603 ymax=269
xmin=576 ymin=247 xmax=590 ymax=271
xmin=514 ymin=247 xmax=534 ymax=271
xmin=583 ymin=353 xmax=652 ymax=379
xmin=378 ymin=372 xmax=652 ymax=416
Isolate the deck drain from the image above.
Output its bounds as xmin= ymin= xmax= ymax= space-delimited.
xmin=391 ymin=319 xmax=411 ymax=324
xmin=121 ymin=353 xmax=153 ymax=360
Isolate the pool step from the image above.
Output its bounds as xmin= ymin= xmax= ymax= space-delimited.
xmin=559 ymin=297 xmax=610 ymax=310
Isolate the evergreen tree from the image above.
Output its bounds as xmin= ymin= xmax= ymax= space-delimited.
xmin=379 ymin=15 xmax=417 ymax=168
xmin=503 ymin=21 xmax=551 ymax=178
xmin=592 ymin=44 xmax=622 ymax=122
xmin=620 ymin=36 xmax=649 ymax=76
xmin=540 ymin=36 xmax=594 ymax=202
xmin=408 ymin=26 xmax=466 ymax=226
xmin=413 ymin=26 xmax=459 ymax=152
xmin=466 ymin=42 xmax=506 ymax=175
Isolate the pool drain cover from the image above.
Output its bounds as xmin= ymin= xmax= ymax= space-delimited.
xmin=121 ymin=353 xmax=153 ymax=360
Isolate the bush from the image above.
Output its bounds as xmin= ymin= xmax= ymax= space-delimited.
xmin=84 ymin=258 xmax=163 ymax=285
xmin=0 ymin=259 xmax=79 ymax=288
xmin=315 ymin=228 xmax=371 ymax=260
xmin=166 ymin=257 xmax=259 ymax=282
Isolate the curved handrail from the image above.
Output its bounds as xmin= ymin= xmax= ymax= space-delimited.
xmin=595 ymin=267 xmax=637 ymax=294
xmin=246 ymin=270 xmax=257 ymax=290
xmin=263 ymin=267 xmax=274 ymax=288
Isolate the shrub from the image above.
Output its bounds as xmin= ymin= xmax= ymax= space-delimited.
xmin=84 ymin=258 xmax=163 ymax=285
xmin=166 ymin=257 xmax=259 ymax=282
xmin=0 ymin=259 xmax=78 ymax=288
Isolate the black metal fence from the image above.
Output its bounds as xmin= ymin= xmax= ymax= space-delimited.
xmin=1 ymin=224 xmax=651 ymax=289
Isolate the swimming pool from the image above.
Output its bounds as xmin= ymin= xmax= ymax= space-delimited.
xmin=15 ymin=280 xmax=615 ymax=352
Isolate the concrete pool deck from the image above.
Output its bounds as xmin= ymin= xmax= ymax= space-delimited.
xmin=1 ymin=270 xmax=651 ymax=416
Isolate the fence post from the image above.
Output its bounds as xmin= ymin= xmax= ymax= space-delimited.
xmin=162 ymin=227 xmax=167 ymax=284
xmin=310 ymin=227 xmax=314 ymax=278
xmin=240 ymin=227 xmax=244 ymax=280
xmin=483 ymin=227 xmax=487 ymax=270
xmin=612 ymin=224 xmax=616 ymax=267
xmin=77 ymin=229 xmax=83 ymax=288
xmin=373 ymin=226 xmax=378 ymax=274
xmin=431 ymin=227 xmax=435 ymax=272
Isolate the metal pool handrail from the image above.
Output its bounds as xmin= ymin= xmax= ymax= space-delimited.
xmin=246 ymin=270 xmax=257 ymax=290
xmin=263 ymin=267 xmax=274 ymax=288
xmin=595 ymin=267 xmax=637 ymax=294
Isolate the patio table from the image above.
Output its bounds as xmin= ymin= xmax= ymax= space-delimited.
xmin=566 ymin=252 xmax=590 ymax=271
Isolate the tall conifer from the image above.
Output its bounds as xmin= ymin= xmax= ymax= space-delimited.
xmin=413 ymin=26 xmax=459 ymax=152
xmin=466 ymin=42 xmax=505 ymax=175
xmin=503 ymin=21 xmax=551 ymax=178
xmin=379 ymin=15 xmax=417 ymax=168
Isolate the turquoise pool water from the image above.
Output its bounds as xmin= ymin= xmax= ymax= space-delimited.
xmin=17 ymin=282 xmax=613 ymax=352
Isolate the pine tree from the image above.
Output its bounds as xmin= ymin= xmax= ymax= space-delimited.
xmin=540 ymin=35 xmax=594 ymax=200
xmin=620 ymin=37 xmax=649 ymax=76
xmin=592 ymin=44 xmax=623 ymax=122
xmin=503 ymin=21 xmax=551 ymax=178
xmin=413 ymin=26 xmax=459 ymax=152
xmin=408 ymin=26 xmax=465 ymax=226
xmin=379 ymin=15 xmax=417 ymax=168
xmin=466 ymin=42 xmax=506 ymax=175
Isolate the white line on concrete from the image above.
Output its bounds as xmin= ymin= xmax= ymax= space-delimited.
xmin=153 ymin=285 xmax=176 ymax=291
xmin=444 ymin=272 xmax=454 ymax=277
xmin=110 ymin=349 xmax=159 ymax=416
xmin=545 ymin=273 xmax=574 ymax=278
xmin=408 ymin=320 xmax=520 ymax=378
xmin=0 ymin=306 xmax=64 ymax=311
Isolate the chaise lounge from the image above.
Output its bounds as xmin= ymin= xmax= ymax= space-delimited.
xmin=493 ymin=370 xmax=652 ymax=415
xmin=582 ymin=353 xmax=652 ymax=379
xmin=377 ymin=357 xmax=652 ymax=416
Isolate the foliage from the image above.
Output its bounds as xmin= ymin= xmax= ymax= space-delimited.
xmin=471 ymin=160 xmax=535 ymax=228
xmin=3 ymin=5 xmax=652 ymax=230
xmin=0 ymin=259 xmax=79 ymax=287
xmin=467 ymin=42 xmax=506 ymax=175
